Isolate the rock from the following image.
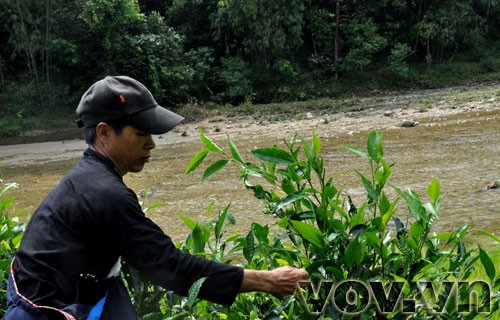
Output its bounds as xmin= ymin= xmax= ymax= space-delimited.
xmin=306 ymin=112 xmax=314 ymax=119
xmin=486 ymin=181 xmax=500 ymax=190
xmin=402 ymin=119 xmax=415 ymax=127
xmin=384 ymin=111 xmax=393 ymax=117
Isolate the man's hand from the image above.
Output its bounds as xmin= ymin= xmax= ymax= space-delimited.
xmin=240 ymin=266 xmax=309 ymax=298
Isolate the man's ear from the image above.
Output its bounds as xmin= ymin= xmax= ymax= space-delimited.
xmin=95 ymin=122 xmax=111 ymax=142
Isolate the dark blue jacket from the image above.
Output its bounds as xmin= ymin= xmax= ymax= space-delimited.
xmin=9 ymin=148 xmax=243 ymax=319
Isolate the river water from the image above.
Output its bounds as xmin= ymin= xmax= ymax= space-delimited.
xmin=0 ymin=105 xmax=499 ymax=245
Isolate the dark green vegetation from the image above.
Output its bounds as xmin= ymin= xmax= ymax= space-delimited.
xmin=1 ymin=131 xmax=499 ymax=318
xmin=1 ymin=0 xmax=500 ymax=137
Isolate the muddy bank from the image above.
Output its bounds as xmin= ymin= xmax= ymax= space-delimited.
xmin=1 ymin=85 xmax=499 ymax=241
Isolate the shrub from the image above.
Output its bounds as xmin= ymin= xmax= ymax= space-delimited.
xmin=0 ymin=180 xmax=26 ymax=316
xmin=185 ymin=129 xmax=499 ymax=319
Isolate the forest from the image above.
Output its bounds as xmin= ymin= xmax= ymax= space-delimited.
xmin=1 ymin=0 xmax=500 ymax=136
xmin=1 ymin=1 xmax=499 ymax=318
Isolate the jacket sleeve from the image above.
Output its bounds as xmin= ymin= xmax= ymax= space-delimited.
xmin=113 ymin=192 xmax=244 ymax=305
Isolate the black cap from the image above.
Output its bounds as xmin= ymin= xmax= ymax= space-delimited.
xmin=75 ymin=76 xmax=184 ymax=134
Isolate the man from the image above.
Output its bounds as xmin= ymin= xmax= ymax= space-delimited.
xmin=6 ymin=76 xmax=308 ymax=320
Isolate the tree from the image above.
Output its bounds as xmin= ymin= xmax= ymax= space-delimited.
xmin=214 ymin=0 xmax=305 ymax=67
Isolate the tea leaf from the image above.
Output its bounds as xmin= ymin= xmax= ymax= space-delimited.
xmin=375 ymin=165 xmax=386 ymax=184
xmin=367 ymin=130 xmax=383 ymax=161
xmin=192 ymin=224 xmax=209 ymax=253
xmin=215 ymin=204 xmax=231 ymax=239
xmin=430 ymin=232 xmax=454 ymax=240
xmin=277 ymin=192 xmax=305 ymax=211
xmin=342 ymin=146 xmax=368 ymax=160
xmin=290 ymin=220 xmax=325 ymax=248
xmin=356 ymin=170 xmax=378 ymax=202
xmin=243 ymin=229 xmax=255 ymax=262
xmin=345 ymin=235 xmax=366 ymax=267
xmin=178 ymin=215 xmax=196 ymax=230
xmin=0 ymin=183 xmax=19 ymax=198
xmin=474 ymin=229 xmax=500 ymax=243
xmin=185 ymin=149 xmax=209 ymax=174
xmin=200 ymin=128 xmax=222 ymax=152
xmin=227 ymin=134 xmax=244 ymax=164
xmin=453 ymin=224 xmax=469 ymax=242
xmin=329 ymin=199 xmax=348 ymax=219
xmin=202 ymin=160 xmax=230 ymax=180
xmin=312 ymin=131 xmax=321 ymax=155
xmin=428 ymin=178 xmax=440 ymax=203
xmin=381 ymin=198 xmax=399 ymax=228
xmin=405 ymin=237 xmax=418 ymax=250
xmin=392 ymin=185 xmax=426 ymax=221
xmin=478 ymin=246 xmax=496 ymax=282
xmin=410 ymin=221 xmax=424 ymax=240
xmin=252 ymin=147 xmax=294 ymax=165
xmin=187 ymin=277 xmax=208 ymax=307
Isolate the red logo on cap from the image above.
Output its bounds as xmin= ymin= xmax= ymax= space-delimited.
xmin=119 ymin=94 xmax=126 ymax=104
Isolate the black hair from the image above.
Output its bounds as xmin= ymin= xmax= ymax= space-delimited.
xmin=83 ymin=118 xmax=129 ymax=145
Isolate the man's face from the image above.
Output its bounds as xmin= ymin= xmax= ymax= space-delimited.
xmin=106 ymin=125 xmax=156 ymax=176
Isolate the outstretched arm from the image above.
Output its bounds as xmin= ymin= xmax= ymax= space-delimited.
xmin=240 ymin=266 xmax=309 ymax=298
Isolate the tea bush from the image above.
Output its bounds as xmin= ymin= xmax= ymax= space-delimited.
xmin=0 ymin=181 xmax=26 ymax=316
xmin=0 ymin=129 xmax=498 ymax=319
xmin=181 ymin=129 xmax=499 ymax=319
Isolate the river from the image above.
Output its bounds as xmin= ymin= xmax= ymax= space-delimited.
xmin=1 ymin=87 xmax=499 ymax=245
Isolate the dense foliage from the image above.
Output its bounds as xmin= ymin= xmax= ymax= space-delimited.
xmin=177 ymin=129 xmax=499 ymax=319
xmin=0 ymin=181 xmax=25 ymax=315
xmin=1 ymin=131 xmax=499 ymax=319
xmin=1 ymin=0 xmax=500 ymax=136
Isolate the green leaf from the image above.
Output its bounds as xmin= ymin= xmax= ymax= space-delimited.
xmin=187 ymin=277 xmax=208 ymax=307
xmin=215 ymin=204 xmax=231 ymax=240
xmin=178 ymin=215 xmax=196 ymax=230
xmin=391 ymin=185 xmax=426 ymax=221
xmin=251 ymin=147 xmax=294 ymax=165
xmin=227 ymin=134 xmax=244 ymax=164
xmin=478 ymin=246 xmax=496 ymax=282
xmin=202 ymin=159 xmax=230 ymax=180
xmin=405 ymin=237 xmax=418 ymax=250
xmin=430 ymin=232 xmax=454 ymax=240
xmin=243 ymin=228 xmax=255 ymax=262
xmin=0 ymin=183 xmax=19 ymax=198
xmin=453 ymin=224 xmax=469 ymax=242
xmin=312 ymin=131 xmax=321 ymax=155
xmin=344 ymin=235 xmax=366 ymax=267
xmin=367 ymin=130 xmax=383 ymax=161
xmin=410 ymin=221 xmax=424 ymax=240
xmin=185 ymin=149 xmax=209 ymax=174
xmin=356 ymin=170 xmax=378 ymax=202
xmin=375 ymin=166 xmax=386 ymax=184
xmin=287 ymin=166 xmax=301 ymax=184
xmin=381 ymin=198 xmax=399 ymax=228
xmin=290 ymin=220 xmax=325 ymax=248
xmin=342 ymin=146 xmax=369 ymax=160
xmin=329 ymin=199 xmax=348 ymax=219
xmin=192 ymin=224 xmax=208 ymax=254
xmin=365 ymin=231 xmax=381 ymax=248
xmin=428 ymin=178 xmax=440 ymax=203
xmin=474 ymin=229 xmax=500 ymax=243
xmin=200 ymin=128 xmax=222 ymax=152
xmin=276 ymin=192 xmax=305 ymax=211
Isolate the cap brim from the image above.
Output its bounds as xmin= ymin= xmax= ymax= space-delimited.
xmin=128 ymin=106 xmax=184 ymax=134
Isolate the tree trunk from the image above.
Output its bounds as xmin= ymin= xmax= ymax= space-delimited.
xmin=334 ymin=0 xmax=341 ymax=80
